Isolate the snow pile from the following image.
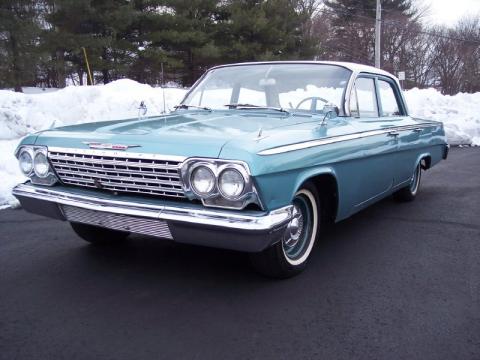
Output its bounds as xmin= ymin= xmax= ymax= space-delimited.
xmin=406 ymin=88 xmax=480 ymax=146
xmin=1 ymin=80 xmax=479 ymax=209
xmin=0 ymin=139 xmax=27 ymax=209
xmin=0 ymin=79 xmax=186 ymax=140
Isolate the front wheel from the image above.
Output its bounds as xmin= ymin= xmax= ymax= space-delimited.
xmin=394 ymin=162 xmax=422 ymax=202
xmin=70 ymin=222 xmax=130 ymax=245
xmin=250 ymin=182 xmax=320 ymax=278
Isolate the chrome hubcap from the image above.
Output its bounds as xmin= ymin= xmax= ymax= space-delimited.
xmin=284 ymin=205 xmax=304 ymax=248
xmin=282 ymin=194 xmax=313 ymax=261
xmin=410 ymin=164 xmax=421 ymax=194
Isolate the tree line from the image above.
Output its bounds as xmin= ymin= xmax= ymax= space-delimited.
xmin=1 ymin=0 xmax=479 ymax=95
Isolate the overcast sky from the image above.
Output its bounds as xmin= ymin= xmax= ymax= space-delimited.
xmin=420 ymin=0 xmax=480 ymax=26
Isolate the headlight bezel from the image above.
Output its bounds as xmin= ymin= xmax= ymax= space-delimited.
xmin=180 ymin=158 xmax=262 ymax=210
xmin=189 ymin=163 xmax=217 ymax=197
xmin=33 ymin=148 xmax=50 ymax=178
xmin=217 ymin=165 xmax=247 ymax=200
xmin=15 ymin=145 xmax=58 ymax=186
xmin=18 ymin=147 xmax=34 ymax=176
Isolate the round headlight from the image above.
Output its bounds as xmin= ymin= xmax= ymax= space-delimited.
xmin=34 ymin=151 xmax=50 ymax=178
xmin=18 ymin=149 xmax=33 ymax=175
xmin=218 ymin=168 xmax=245 ymax=199
xmin=190 ymin=165 xmax=216 ymax=196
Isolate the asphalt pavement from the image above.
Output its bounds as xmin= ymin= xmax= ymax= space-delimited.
xmin=1 ymin=147 xmax=479 ymax=360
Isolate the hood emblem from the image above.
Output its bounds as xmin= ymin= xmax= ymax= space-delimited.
xmin=83 ymin=142 xmax=141 ymax=150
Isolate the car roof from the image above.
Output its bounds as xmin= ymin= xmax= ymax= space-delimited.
xmin=211 ymin=61 xmax=398 ymax=81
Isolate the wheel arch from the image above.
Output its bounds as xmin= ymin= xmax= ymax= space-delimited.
xmin=293 ymin=168 xmax=339 ymax=224
xmin=415 ymin=152 xmax=432 ymax=171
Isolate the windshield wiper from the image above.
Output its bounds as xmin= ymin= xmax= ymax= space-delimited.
xmin=174 ymin=104 xmax=212 ymax=111
xmin=224 ymin=103 xmax=289 ymax=114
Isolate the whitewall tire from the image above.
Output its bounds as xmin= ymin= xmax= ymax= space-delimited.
xmin=250 ymin=182 xmax=321 ymax=278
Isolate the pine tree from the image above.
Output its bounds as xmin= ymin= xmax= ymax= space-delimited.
xmin=156 ymin=0 xmax=223 ymax=85
xmin=0 ymin=0 xmax=44 ymax=91
xmin=124 ymin=0 xmax=175 ymax=85
xmin=218 ymin=0 xmax=317 ymax=63
xmin=45 ymin=0 xmax=139 ymax=85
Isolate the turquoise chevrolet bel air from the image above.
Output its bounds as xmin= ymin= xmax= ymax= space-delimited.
xmin=12 ymin=61 xmax=448 ymax=278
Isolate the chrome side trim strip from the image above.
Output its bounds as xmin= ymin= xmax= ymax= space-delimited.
xmin=257 ymin=124 xmax=437 ymax=156
xmin=47 ymin=146 xmax=187 ymax=163
xmin=12 ymin=184 xmax=293 ymax=231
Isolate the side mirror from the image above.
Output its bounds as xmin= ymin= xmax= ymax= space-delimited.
xmin=320 ymin=104 xmax=339 ymax=126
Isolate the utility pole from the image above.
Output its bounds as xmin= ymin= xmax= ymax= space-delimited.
xmin=375 ymin=0 xmax=382 ymax=68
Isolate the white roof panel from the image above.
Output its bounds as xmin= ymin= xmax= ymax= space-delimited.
xmin=214 ymin=60 xmax=398 ymax=81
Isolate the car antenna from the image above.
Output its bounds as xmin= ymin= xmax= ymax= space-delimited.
xmin=161 ymin=62 xmax=168 ymax=126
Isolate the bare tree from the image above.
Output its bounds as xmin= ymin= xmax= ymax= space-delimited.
xmin=402 ymin=31 xmax=435 ymax=88
xmin=456 ymin=16 xmax=480 ymax=93
xmin=428 ymin=17 xmax=480 ymax=95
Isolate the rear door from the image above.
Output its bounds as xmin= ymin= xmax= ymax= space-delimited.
xmin=375 ymin=77 xmax=421 ymax=186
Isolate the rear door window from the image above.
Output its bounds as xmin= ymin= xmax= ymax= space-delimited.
xmin=378 ymin=80 xmax=401 ymax=116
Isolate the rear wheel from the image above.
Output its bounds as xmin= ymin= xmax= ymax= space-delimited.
xmin=394 ymin=162 xmax=422 ymax=202
xmin=70 ymin=222 xmax=129 ymax=245
xmin=250 ymin=182 xmax=320 ymax=278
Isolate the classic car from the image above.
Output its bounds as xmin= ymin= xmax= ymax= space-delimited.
xmin=12 ymin=61 xmax=449 ymax=278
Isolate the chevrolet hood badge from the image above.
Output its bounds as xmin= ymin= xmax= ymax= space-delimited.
xmin=83 ymin=142 xmax=141 ymax=150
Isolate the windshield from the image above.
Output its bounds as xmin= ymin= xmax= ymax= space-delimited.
xmin=182 ymin=63 xmax=352 ymax=114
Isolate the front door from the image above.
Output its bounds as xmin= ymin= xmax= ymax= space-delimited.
xmin=343 ymin=75 xmax=396 ymax=208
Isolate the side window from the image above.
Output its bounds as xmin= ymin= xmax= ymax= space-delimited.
xmin=354 ymin=77 xmax=378 ymax=118
xmin=378 ymin=80 xmax=401 ymax=116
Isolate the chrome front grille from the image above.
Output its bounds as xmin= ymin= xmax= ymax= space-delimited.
xmin=48 ymin=148 xmax=185 ymax=198
xmin=62 ymin=205 xmax=173 ymax=239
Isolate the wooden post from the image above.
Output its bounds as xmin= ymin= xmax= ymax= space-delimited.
xmin=82 ymin=47 xmax=94 ymax=85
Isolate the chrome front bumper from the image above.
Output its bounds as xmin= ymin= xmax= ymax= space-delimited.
xmin=13 ymin=183 xmax=293 ymax=252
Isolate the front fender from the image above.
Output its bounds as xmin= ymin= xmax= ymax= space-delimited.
xmin=253 ymin=165 xmax=338 ymax=212
xmin=292 ymin=166 xmax=337 ymax=198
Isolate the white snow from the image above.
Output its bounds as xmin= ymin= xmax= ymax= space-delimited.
xmin=0 ymin=79 xmax=186 ymax=140
xmin=0 ymin=139 xmax=27 ymax=209
xmin=0 ymin=79 xmax=479 ymax=209
xmin=405 ymin=88 xmax=480 ymax=146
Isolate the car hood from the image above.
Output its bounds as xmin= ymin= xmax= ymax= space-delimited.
xmin=33 ymin=110 xmax=318 ymax=158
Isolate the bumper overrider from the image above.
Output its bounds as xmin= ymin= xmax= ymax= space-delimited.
xmin=13 ymin=183 xmax=293 ymax=252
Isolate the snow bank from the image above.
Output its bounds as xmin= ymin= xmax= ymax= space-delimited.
xmin=1 ymin=79 xmax=479 ymax=208
xmin=0 ymin=139 xmax=26 ymax=209
xmin=405 ymin=88 xmax=480 ymax=146
xmin=0 ymin=79 xmax=186 ymax=140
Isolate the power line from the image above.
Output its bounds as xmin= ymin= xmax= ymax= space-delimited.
xmin=316 ymin=7 xmax=480 ymax=45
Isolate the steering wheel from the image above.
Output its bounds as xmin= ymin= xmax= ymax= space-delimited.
xmin=295 ymin=96 xmax=330 ymax=112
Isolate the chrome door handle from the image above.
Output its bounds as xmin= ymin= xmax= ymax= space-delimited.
xmin=388 ymin=131 xmax=400 ymax=137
